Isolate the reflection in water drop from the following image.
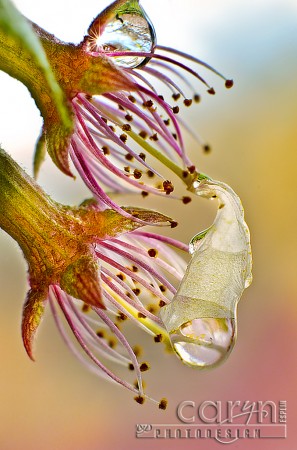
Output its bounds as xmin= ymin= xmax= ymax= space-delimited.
xmin=170 ymin=318 xmax=236 ymax=368
xmin=86 ymin=1 xmax=156 ymax=68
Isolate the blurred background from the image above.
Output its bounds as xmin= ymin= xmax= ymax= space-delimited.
xmin=0 ymin=0 xmax=296 ymax=449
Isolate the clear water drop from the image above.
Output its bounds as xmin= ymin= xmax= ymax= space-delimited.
xmin=189 ymin=227 xmax=212 ymax=254
xmin=86 ymin=1 xmax=156 ymax=68
xmin=169 ymin=318 xmax=236 ymax=368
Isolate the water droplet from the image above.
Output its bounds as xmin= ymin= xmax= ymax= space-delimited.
xmin=86 ymin=1 xmax=156 ymax=68
xmin=170 ymin=318 xmax=236 ymax=368
xmin=189 ymin=227 xmax=212 ymax=254
xmin=160 ymin=178 xmax=252 ymax=369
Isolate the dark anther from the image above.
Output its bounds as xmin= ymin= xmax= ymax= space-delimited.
xmin=133 ymin=169 xmax=142 ymax=179
xmin=159 ymin=398 xmax=168 ymax=410
xmin=154 ymin=334 xmax=163 ymax=343
xmin=134 ymin=395 xmax=145 ymax=405
xmin=163 ymin=180 xmax=174 ymax=194
xmin=139 ymin=130 xmax=148 ymax=139
xmin=140 ymin=362 xmax=150 ymax=372
xmin=182 ymin=196 xmax=192 ymax=205
xmin=150 ymin=133 xmax=158 ymax=141
xmin=122 ymin=124 xmax=131 ymax=132
xmin=207 ymin=87 xmax=216 ymax=95
xmin=148 ymin=249 xmax=157 ymax=257
xmin=225 ymin=79 xmax=234 ymax=89
xmin=184 ymin=99 xmax=193 ymax=107
xmin=172 ymin=93 xmax=181 ymax=101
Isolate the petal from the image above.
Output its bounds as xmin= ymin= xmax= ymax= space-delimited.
xmin=22 ymin=288 xmax=48 ymax=361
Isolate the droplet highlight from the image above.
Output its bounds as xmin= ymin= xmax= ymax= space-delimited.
xmin=86 ymin=0 xmax=156 ymax=68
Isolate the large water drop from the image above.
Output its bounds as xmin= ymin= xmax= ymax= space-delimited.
xmin=160 ymin=176 xmax=252 ymax=369
xmin=170 ymin=317 xmax=236 ymax=368
xmin=86 ymin=0 xmax=156 ymax=68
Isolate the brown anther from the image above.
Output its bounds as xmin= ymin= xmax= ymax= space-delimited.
xmin=117 ymin=273 xmax=125 ymax=281
xmin=143 ymin=99 xmax=153 ymax=108
xmin=182 ymin=170 xmax=189 ymax=178
xmin=184 ymin=98 xmax=193 ymax=107
xmin=159 ymin=300 xmax=166 ymax=307
xmin=172 ymin=106 xmax=180 ymax=114
xmin=82 ymin=304 xmax=90 ymax=313
xmin=85 ymin=94 xmax=92 ymax=100
xmin=172 ymin=133 xmax=177 ymax=140
xmin=188 ymin=165 xmax=196 ymax=174
xmin=182 ymin=196 xmax=192 ymax=205
xmin=139 ymin=130 xmax=148 ymax=139
xmin=170 ymin=221 xmax=178 ymax=228
xmin=126 ymin=292 xmax=132 ymax=299
xmin=125 ymin=153 xmax=134 ymax=161
xmin=203 ymin=144 xmax=211 ymax=153
xmin=172 ymin=93 xmax=181 ymax=101
xmin=139 ymin=153 xmax=146 ymax=161
xmin=194 ymin=93 xmax=201 ymax=103
xmin=120 ymin=133 xmax=128 ymax=143
xmin=148 ymin=249 xmax=157 ymax=258
xmin=118 ymin=104 xmax=125 ymax=111
xmin=96 ymin=330 xmax=105 ymax=338
xmin=141 ymin=191 xmax=149 ymax=198
xmin=164 ymin=119 xmax=170 ymax=126
xmin=134 ymin=395 xmax=145 ymax=405
xmin=125 ymin=114 xmax=133 ymax=122
xmin=154 ymin=334 xmax=163 ymax=343
xmin=132 ymin=265 xmax=138 ymax=272
xmin=109 ymin=125 xmax=116 ymax=132
xmin=225 ymin=79 xmax=234 ymax=89
xmin=159 ymin=398 xmax=168 ymax=410
xmin=133 ymin=169 xmax=142 ymax=179
xmin=129 ymin=363 xmax=135 ymax=371
xmin=101 ymin=117 xmax=108 ymax=124
xmin=108 ymin=339 xmax=116 ymax=348
xmin=102 ymin=146 xmax=110 ymax=155
xmin=132 ymin=288 xmax=141 ymax=296
xmin=150 ymin=133 xmax=158 ymax=142
xmin=207 ymin=87 xmax=216 ymax=95
xmin=118 ymin=312 xmax=128 ymax=321
xmin=163 ymin=180 xmax=174 ymax=195
xmin=140 ymin=362 xmax=150 ymax=372
xmin=158 ymin=95 xmax=164 ymax=101
xmin=128 ymin=95 xmax=136 ymax=103
xmin=138 ymin=312 xmax=147 ymax=319
xmin=122 ymin=124 xmax=131 ymax=132
xmin=147 ymin=170 xmax=155 ymax=178
xmin=124 ymin=166 xmax=130 ymax=173
xmin=159 ymin=285 xmax=166 ymax=293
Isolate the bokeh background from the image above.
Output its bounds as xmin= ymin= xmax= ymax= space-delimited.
xmin=0 ymin=0 xmax=297 ymax=448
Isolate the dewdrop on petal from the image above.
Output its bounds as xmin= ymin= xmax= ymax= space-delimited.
xmin=160 ymin=176 xmax=252 ymax=368
xmin=86 ymin=0 xmax=156 ymax=68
